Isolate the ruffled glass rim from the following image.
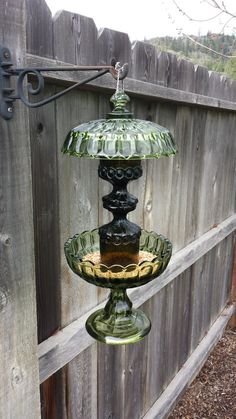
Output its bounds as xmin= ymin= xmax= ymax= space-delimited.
xmin=62 ymin=118 xmax=177 ymax=160
xmin=64 ymin=228 xmax=172 ymax=287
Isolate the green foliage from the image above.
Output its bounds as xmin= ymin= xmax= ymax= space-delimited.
xmin=147 ymin=33 xmax=236 ymax=80
xmin=224 ymin=52 xmax=236 ymax=79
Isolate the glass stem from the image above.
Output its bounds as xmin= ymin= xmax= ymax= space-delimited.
xmin=104 ymin=289 xmax=132 ymax=317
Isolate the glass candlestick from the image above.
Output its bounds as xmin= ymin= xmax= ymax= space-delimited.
xmin=99 ymin=159 xmax=142 ymax=266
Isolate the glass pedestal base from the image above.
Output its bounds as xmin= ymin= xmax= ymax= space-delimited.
xmin=86 ymin=289 xmax=151 ymax=345
xmin=64 ymin=228 xmax=172 ymax=344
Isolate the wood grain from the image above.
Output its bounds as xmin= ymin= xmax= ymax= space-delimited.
xmin=0 ymin=1 xmax=40 ymax=417
xmin=26 ymin=0 xmax=53 ymax=58
xmin=26 ymin=54 xmax=236 ymax=112
xmin=26 ymin=1 xmax=63 ymax=416
xmin=97 ymin=27 xmax=131 ymax=67
xmin=53 ymin=11 xmax=100 ymax=419
xmin=5 ymin=7 xmax=236 ymax=417
xmin=38 ymin=215 xmax=236 ymax=383
xmin=143 ymin=303 xmax=236 ymax=419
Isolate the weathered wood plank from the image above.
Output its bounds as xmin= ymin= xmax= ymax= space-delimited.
xmin=229 ymin=243 xmax=236 ymax=327
xmin=209 ymin=235 xmax=235 ymax=323
xmin=177 ymin=58 xmax=195 ymax=92
xmin=156 ymin=51 xmax=170 ymax=86
xmin=144 ymin=289 xmax=166 ymax=413
xmin=122 ymin=59 xmax=155 ymax=418
xmin=143 ymin=102 xmax=175 ymax=238
xmin=194 ymin=64 xmax=209 ymax=95
xmin=26 ymin=1 xmax=63 ymax=417
xmin=173 ymin=270 xmax=192 ymax=369
xmin=98 ymin=344 xmax=126 ymax=419
xmin=25 ymin=54 xmax=236 ymax=112
xmin=97 ymin=27 xmax=131 ymax=67
xmin=195 ymin=107 xmax=236 ymax=243
xmin=208 ymin=71 xmax=225 ymax=99
xmin=65 ymin=344 xmax=97 ymax=419
xmin=26 ymin=0 xmax=53 ymax=57
xmin=53 ymin=12 xmax=99 ymax=418
xmin=143 ymin=303 xmax=236 ymax=419
xmin=219 ymin=75 xmax=232 ymax=100
xmin=219 ymin=112 xmax=236 ymax=221
xmin=166 ymin=105 xmax=193 ymax=251
xmin=188 ymin=256 xmax=209 ymax=351
xmin=38 ymin=215 xmax=236 ymax=383
xmin=26 ymin=1 xmax=58 ymax=344
xmin=184 ymin=108 xmax=207 ymax=243
xmin=29 ymin=87 xmax=63 ymax=419
xmin=123 ymin=336 xmax=148 ymax=419
xmin=54 ymin=11 xmax=98 ymax=65
xmin=131 ymin=41 xmax=157 ymax=83
xmin=167 ymin=53 xmax=178 ymax=89
xmin=0 ymin=1 xmax=41 ymax=417
xmin=56 ymin=89 xmax=99 ymax=322
xmin=229 ymin=79 xmax=236 ymax=102
xmin=196 ymin=110 xmax=220 ymax=236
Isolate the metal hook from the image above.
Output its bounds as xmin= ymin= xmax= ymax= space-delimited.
xmin=109 ymin=59 xmax=129 ymax=81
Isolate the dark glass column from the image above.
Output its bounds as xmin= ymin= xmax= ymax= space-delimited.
xmin=98 ymin=159 xmax=142 ymax=266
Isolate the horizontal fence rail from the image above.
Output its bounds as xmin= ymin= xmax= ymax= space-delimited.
xmin=26 ymin=54 xmax=236 ymax=113
xmin=38 ymin=214 xmax=236 ymax=383
xmin=143 ymin=303 xmax=236 ymax=419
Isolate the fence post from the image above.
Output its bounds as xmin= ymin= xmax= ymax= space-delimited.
xmin=0 ymin=1 xmax=41 ymax=417
xmin=229 ymin=242 xmax=236 ymax=327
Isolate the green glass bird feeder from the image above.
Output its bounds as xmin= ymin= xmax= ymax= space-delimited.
xmin=63 ymin=64 xmax=177 ymax=345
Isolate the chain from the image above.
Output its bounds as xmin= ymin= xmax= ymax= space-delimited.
xmin=115 ymin=62 xmax=124 ymax=93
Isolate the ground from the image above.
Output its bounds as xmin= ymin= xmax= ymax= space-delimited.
xmin=169 ymin=326 xmax=236 ymax=419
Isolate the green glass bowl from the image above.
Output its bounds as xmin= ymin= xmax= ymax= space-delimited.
xmin=64 ymin=228 xmax=172 ymax=289
xmin=62 ymin=90 xmax=177 ymax=160
xmin=62 ymin=118 xmax=176 ymax=160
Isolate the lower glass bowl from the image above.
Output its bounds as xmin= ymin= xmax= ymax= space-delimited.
xmin=64 ymin=228 xmax=172 ymax=289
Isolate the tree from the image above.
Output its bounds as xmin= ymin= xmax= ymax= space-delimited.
xmin=170 ymin=0 xmax=236 ymax=58
xmin=225 ymin=51 xmax=236 ymax=77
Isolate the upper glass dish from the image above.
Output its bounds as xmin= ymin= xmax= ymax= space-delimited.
xmin=62 ymin=91 xmax=177 ymax=160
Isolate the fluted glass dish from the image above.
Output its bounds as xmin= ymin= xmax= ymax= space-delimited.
xmin=64 ymin=228 xmax=172 ymax=288
xmin=62 ymin=118 xmax=176 ymax=160
xmin=64 ymin=228 xmax=172 ymax=344
xmin=62 ymin=90 xmax=177 ymax=160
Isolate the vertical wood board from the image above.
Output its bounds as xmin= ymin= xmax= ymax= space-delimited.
xmin=0 ymin=1 xmax=41 ymax=417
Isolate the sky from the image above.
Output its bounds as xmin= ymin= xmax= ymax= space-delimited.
xmin=45 ymin=0 xmax=236 ymax=41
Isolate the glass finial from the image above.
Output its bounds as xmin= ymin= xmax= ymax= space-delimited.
xmin=107 ymin=90 xmax=133 ymax=119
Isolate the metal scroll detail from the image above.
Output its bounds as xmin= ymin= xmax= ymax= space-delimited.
xmin=15 ymin=67 xmax=109 ymax=109
xmin=17 ymin=69 xmax=45 ymax=107
xmin=0 ymin=45 xmax=129 ymax=120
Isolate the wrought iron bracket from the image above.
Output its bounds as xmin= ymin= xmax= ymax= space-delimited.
xmin=0 ymin=45 xmax=129 ymax=120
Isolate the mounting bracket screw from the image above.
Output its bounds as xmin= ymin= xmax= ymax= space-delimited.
xmin=3 ymin=50 xmax=10 ymax=60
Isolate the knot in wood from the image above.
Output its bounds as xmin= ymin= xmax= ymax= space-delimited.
xmin=146 ymin=200 xmax=152 ymax=213
xmin=11 ymin=367 xmax=24 ymax=387
xmin=0 ymin=288 xmax=8 ymax=311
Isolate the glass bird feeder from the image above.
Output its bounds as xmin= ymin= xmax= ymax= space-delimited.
xmin=62 ymin=65 xmax=177 ymax=345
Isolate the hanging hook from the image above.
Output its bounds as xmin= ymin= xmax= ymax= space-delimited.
xmin=109 ymin=58 xmax=129 ymax=81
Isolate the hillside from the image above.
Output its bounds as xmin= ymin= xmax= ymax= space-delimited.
xmin=148 ymin=33 xmax=236 ymax=80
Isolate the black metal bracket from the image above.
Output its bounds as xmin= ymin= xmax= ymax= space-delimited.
xmin=0 ymin=45 xmax=129 ymax=120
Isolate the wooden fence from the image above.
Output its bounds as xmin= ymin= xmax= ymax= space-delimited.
xmin=1 ymin=1 xmax=236 ymax=418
